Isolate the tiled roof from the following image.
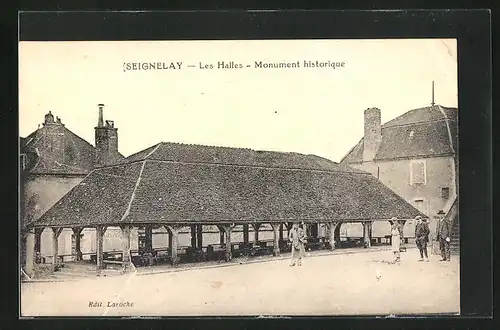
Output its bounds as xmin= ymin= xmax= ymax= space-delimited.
xmin=341 ymin=105 xmax=457 ymax=163
xmin=31 ymin=153 xmax=425 ymax=228
xmin=21 ymin=124 xmax=125 ymax=175
xmin=121 ymin=142 xmax=363 ymax=174
xmin=22 ymin=125 xmax=96 ymax=175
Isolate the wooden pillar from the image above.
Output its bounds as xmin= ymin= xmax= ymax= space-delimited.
xmin=34 ymin=228 xmax=43 ymax=256
xmin=327 ymin=222 xmax=339 ymax=251
xmin=196 ymin=225 xmax=203 ymax=248
xmin=363 ymin=222 xmax=372 ymax=248
xmin=252 ymin=223 xmax=261 ymax=245
xmin=311 ymin=223 xmax=319 ymax=238
xmin=279 ymin=223 xmax=284 ymax=242
xmin=218 ymin=224 xmax=235 ymax=262
xmin=168 ymin=230 xmax=173 ymax=249
xmin=145 ymin=225 xmax=153 ymax=252
xmin=190 ymin=225 xmax=197 ymax=248
xmin=96 ymin=225 xmax=106 ymax=274
xmin=24 ymin=228 xmax=35 ymax=277
xmin=72 ymin=227 xmax=83 ymax=261
xmin=120 ymin=225 xmax=133 ymax=272
xmin=51 ymin=227 xmax=63 ymax=271
xmin=243 ymin=224 xmax=249 ymax=245
xmin=334 ymin=223 xmax=341 ymax=247
xmin=271 ymin=223 xmax=281 ymax=256
xmin=166 ymin=225 xmax=181 ymax=266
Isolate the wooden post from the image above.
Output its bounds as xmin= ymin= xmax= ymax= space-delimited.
xmin=196 ymin=225 xmax=203 ymax=248
xmin=368 ymin=221 xmax=373 ymax=245
xmin=34 ymin=228 xmax=43 ymax=256
xmin=51 ymin=227 xmax=63 ymax=271
xmin=271 ymin=223 xmax=280 ymax=256
xmin=252 ymin=223 xmax=261 ymax=246
xmin=24 ymin=228 xmax=35 ymax=277
xmin=219 ymin=228 xmax=225 ymax=244
xmin=166 ymin=225 xmax=181 ymax=266
xmin=96 ymin=225 xmax=107 ymax=274
xmin=279 ymin=223 xmax=284 ymax=242
xmin=243 ymin=224 xmax=249 ymax=245
xmin=218 ymin=224 xmax=235 ymax=262
xmin=145 ymin=225 xmax=153 ymax=252
xmin=72 ymin=227 xmax=83 ymax=261
xmin=120 ymin=225 xmax=133 ymax=272
xmin=311 ymin=223 xmax=319 ymax=238
xmin=168 ymin=229 xmax=173 ymax=249
xmin=363 ymin=222 xmax=371 ymax=248
xmin=334 ymin=223 xmax=341 ymax=247
xmin=190 ymin=225 xmax=197 ymax=248
xmin=327 ymin=222 xmax=339 ymax=251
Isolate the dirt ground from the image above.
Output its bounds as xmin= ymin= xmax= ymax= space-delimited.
xmin=20 ymin=248 xmax=460 ymax=316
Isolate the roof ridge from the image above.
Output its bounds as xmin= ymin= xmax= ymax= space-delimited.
xmin=138 ymin=158 xmax=367 ymax=175
xmin=120 ymin=161 xmax=147 ymax=222
xmin=144 ymin=142 xmax=162 ymax=160
xmin=159 ymin=141 xmax=254 ymax=151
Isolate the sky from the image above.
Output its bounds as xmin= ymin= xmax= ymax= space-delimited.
xmin=19 ymin=39 xmax=457 ymax=162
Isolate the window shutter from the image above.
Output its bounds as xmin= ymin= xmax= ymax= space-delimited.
xmin=412 ymin=161 xmax=425 ymax=184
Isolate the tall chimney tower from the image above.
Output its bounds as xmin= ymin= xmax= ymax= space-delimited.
xmin=95 ymin=104 xmax=119 ymax=166
xmin=362 ymin=107 xmax=382 ymax=162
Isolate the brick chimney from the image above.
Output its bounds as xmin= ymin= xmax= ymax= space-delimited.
xmin=95 ymin=104 xmax=119 ymax=166
xmin=363 ymin=107 xmax=382 ymax=162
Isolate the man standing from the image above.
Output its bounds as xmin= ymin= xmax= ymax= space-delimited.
xmin=289 ymin=223 xmax=306 ymax=267
xmin=436 ymin=210 xmax=451 ymax=262
xmin=414 ymin=216 xmax=430 ymax=262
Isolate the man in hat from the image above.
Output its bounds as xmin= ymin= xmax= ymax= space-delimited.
xmin=436 ymin=210 xmax=451 ymax=261
xmin=289 ymin=223 xmax=306 ymax=266
xmin=414 ymin=215 xmax=430 ymax=262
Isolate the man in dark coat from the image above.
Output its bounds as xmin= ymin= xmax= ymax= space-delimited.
xmin=414 ymin=216 xmax=430 ymax=262
xmin=436 ymin=210 xmax=451 ymax=261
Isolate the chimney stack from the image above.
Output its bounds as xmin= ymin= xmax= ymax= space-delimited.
xmin=98 ymin=104 xmax=105 ymax=127
xmin=363 ymin=107 xmax=382 ymax=162
xmin=95 ymin=104 xmax=119 ymax=166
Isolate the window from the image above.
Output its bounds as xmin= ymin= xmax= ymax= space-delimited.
xmin=410 ymin=160 xmax=426 ymax=185
xmin=440 ymin=187 xmax=450 ymax=199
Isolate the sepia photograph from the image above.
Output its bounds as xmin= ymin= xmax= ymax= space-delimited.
xmin=19 ymin=38 xmax=459 ymax=317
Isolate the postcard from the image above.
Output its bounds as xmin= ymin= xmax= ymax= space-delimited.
xmin=19 ymin=38 xmax=459 ymax=317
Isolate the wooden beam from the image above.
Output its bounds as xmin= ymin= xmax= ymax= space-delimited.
xmin=34 ymin=228 xmax=43 ymax=254
xmin=166 ymin=225 xmax=182 ymax=266
xmin=72 ymin=227 xmax=83 ymax=261
xmin=327 ymin=222 xmax=339 ymax=251
xmin=196 ymin=225 xmax=203 ymax=248
xmin=363 ymin=222 xmax=372 ymax=248
xmin=271 ymin=223 xmax=281 ymax=257
xmin=95 ymin=225 xmax=107 ymax=274
xmin=145 ymin=225 xmax=153 ymax=252
xmin=120 ymin=225 xmax=133 ymax=272
xmin=252 ymin=223 xmax=262 ymax=245
xmin=51 ymin=227 xmax=63 ymax=271
xmin=24 ymin=228 xmax=35 ymax=277
xmin=190 ymin=225 xmax=197 ymax=248
xmin=218 ymin=224 xmax=234 ymax=262
xmin=243 ymin=224 xmax=249 ymax=244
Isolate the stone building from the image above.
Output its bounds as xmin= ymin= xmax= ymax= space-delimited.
xmin=20 ymin=105 xmax=125 ymax=267
xmin=340 ymin=105 xmax=458 ymax=252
